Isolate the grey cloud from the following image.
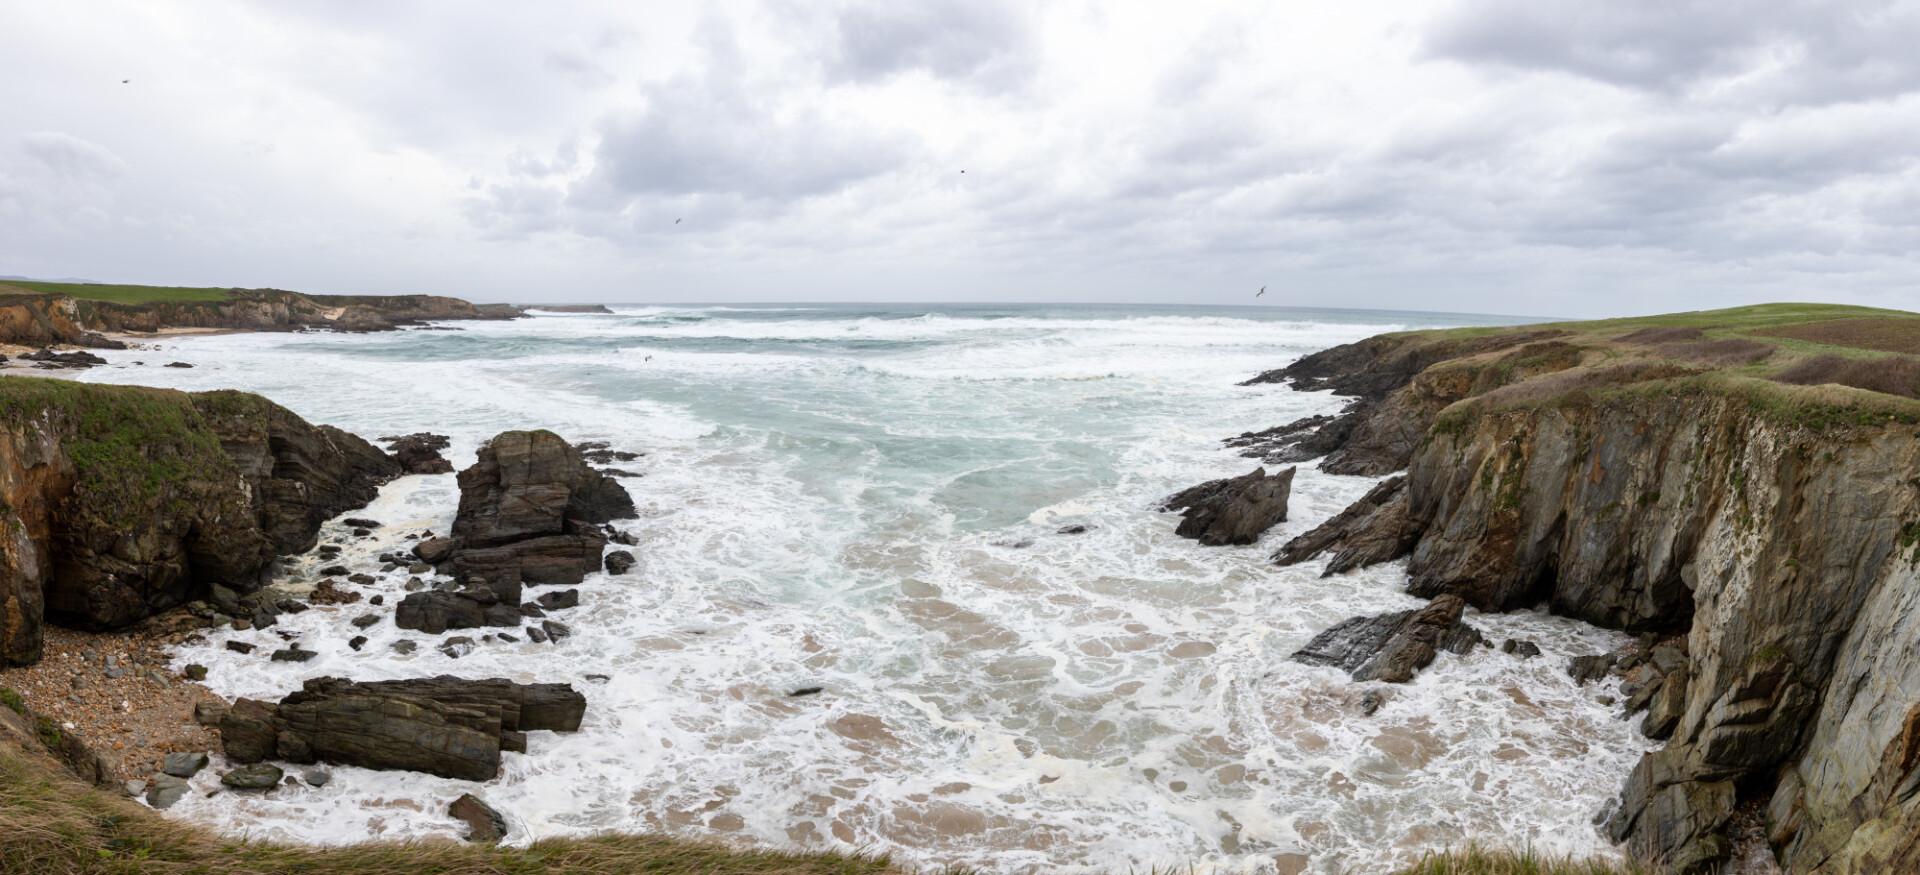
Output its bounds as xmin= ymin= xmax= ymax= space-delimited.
xmin=827 ymin=0 xmax=1036 ymax=90
xmin=19 ymin=132 xmax=127 ymax=179
xmin=1424 ymin=0 xmax=1920 ymax=105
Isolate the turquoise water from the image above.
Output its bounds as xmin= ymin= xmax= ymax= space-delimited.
xmin=83 ymin=304 xmax=1650 ymax=873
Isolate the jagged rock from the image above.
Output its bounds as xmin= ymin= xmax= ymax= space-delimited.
xmin=221 ymin=763 xmax=284 ymax=790
xmin=534 ymin=589 xmax=578 ymax=610
xmin=309 ymin=579 xmax=361 ymax=605
xmin=348 ymin=635 xmax=368 ymax=651
xmin=1568 ymin=653 xmax=1616 ymax=685
xmin=1272 ymin=476 xmax=1419 ymax=574
xmin=162 ymin=752 xmax=208 ymax=778
xmin=450 ymin=793 xmax=507 ymax=842
xmin=604 ymin=550 xmax=636 ymax=575
xmin=351 ymin=614 xmax=381 ymax=629
xmin=383 ymin=433 xmax=455 ymax=475
xmin=452 ymin=430 xmax=636 ymax=548
xmin=1359 ymin=689 xmax=1386 ymax=715
xmin=541 ymin=620 xmax=570 ymax=641
xmin=223 ymin=641 xmax=254 ymax=655
xmin=1056 ymin=524 xmax=1090 ymax=534
xmin=452 ymin=533 xmax=605 ymax=593
xmin=1642 ymin=667 xmax=1687 ymax=740
xmin=1160 ymin=466 xmax=1295 ymax=546
xmin=525 ymin=625 xmax=548 ymax=643
xmin=270 ymin=647 xmax=316 ymax=663
xmin=1290 ymin=594 xmax=1484 ymax=683
xmin=439 ymin=636 xmax=476 ymax=658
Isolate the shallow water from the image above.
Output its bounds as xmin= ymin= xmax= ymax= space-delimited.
xmin=81 ymin=304 xmax=1652 ymax=873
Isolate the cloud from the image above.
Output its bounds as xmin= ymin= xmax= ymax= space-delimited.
xmin=18 ymin=131 xmax=128 ymax=180
xmin=826 ymin=0 xmax=1037 ymax=90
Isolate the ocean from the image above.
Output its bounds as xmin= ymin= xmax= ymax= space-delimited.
xmin=80 ymin=303 xmax=1651 ymax=873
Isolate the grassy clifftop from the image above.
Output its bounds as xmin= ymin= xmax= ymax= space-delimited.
xmin=0 ymin=281 xmax=235 ymax=304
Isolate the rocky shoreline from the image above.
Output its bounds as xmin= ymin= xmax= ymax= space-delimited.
xmin=1158 ymin=310 xmax=1920 ymax=873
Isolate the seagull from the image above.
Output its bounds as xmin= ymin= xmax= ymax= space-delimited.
xmin=1256 ymin=286 xmax=1266 ymax=297
xmin=121 ymin=79 xmax=129 ymax=84
xmin=645 ymin=355 xmax=652 ymax=361
xmin=675 ymin=218 xmax=681 ymax=224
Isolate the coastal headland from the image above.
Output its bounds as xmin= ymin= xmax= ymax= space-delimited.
xmin=1 ymin=297 xmax=1917 ymax=872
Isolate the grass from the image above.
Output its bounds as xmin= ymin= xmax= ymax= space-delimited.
xmin=1390 ymin=846 xmax=1653 ymax=875
xmin=0 ymin=281 xmax=234 ymax=304
xmin=0 ymin=742 xmax=912 ymax=875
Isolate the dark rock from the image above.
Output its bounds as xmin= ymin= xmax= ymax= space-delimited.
xmin=439 ymin=637 xmax=475 ymax=658
xmin=452 ymin=430 xmax=636 ymax=548
xmin=303 ymin=767 xmax=331 ymax=787
xmin=342 ymin=518 xmax=381 ymax=529
xmin=1272 ymin=476 xmax=1419 ymax=574
xmin=348 ymin=635 xmax=368 ymax=651
xmin=185 ymin=664 xmax=208 ymax=680
xmin=369 ymin=594 xmax=384 ymax=606
xmin=1643 ymin=667 xmax=1688 ymax=740
xmin=450 ymin=793 xmax=507 ymax=842
xmin=412 ymin=537 xmax=456 ymax=563
xmin=347 ymin=573 xmax=375 ymax=585
xmin=225 ymin=641 xmax=255 ymax=654
xmin=407 ymin=563 xmax=430 ymax=575
xmin=316 ymin=545 xmax=342 ymax=557
xmin=394 ymin=591 xmax=487 ymax=635
xmin=164 ymin=361 xmax=193 ymax=368
xmin=309 ymin=579 xmax=361 ymax=605
xmin=390 ymin=640 xmax=417 ymax=654
xmin=607 ymin=529 xmax=637 ymax=546
xmin=1161 ymin=466 xmax=1295 ymax=546
xmin=162 ymin=752 xmax=209 ymax=778
xmin=482 ymin=603 xmax=523 ymax=627
xmin=604 ymin=550 xmax=636 ymax=575
xmin=194 ymin=701 xmax=229 ymax=726
xmin=275 ymin=598 xmax=310 ymax=614
xmin=1569 ymin=654 xmax=1617 ymax=685
xmin=1360 ymin=689 xmax=1386 ymax=715
xmin=454 ymin=533 xmax=605 ymax=593
xmin=382 ymin=433 xmax=456 ymax=475
xmin=271 ymin=647 xmax=317 ymax=663
xmin=1500 ymin=639 xmax=1542 ymax=659
xmin=519 ymin=603 xmax=546 ymax=618
xmin=221 ymin=763 xmax=285 ymax=790
xmin=1290 ymin=594 xmax=1484 ymax=683
xmin=351 ymin=614 xmax=381 ymax=629
xmin=525 ymin=625 xmax=548 ymax=643
xmin=788 ymin=687 xmax=824 ymax=697
xmin=319 ymin=565 xmax=350 ymax=576
xmin=250 ymin=608 xmax=278 ymax=630
xmin=20 ymin=348 xmax=108 ymax=366
xmin=541 ymin=620 xmax=570 ymax=641
xmin=535 ymin=589 xmax=579 ymax=611
xmin=1056 ymin=524 xmax=1090 ymax=534
xmin=352 ymin=527 xmax=371 ymax=537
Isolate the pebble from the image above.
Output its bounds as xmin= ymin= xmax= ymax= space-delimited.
xmin=304 ymin=768 xmax=332 ymax=787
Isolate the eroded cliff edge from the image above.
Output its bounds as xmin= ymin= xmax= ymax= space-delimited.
xmin=1244 ymin=305 xmax=1920 ymax=873
xmin=0 ymin=377 xmax=398 ymax=666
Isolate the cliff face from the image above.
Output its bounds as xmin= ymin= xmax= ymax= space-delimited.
xmin=0 ymin=379 xmax=397 ymax=666
xmin=0 ymin=284 xmax=523 ymax=348
xmin=1261 ymin=318 xmax=1920 ymax=872
xmin=0 ymin=293 xmax=127 ymax=350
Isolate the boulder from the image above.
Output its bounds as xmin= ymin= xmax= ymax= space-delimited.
xmin=146 ymin=775 xmax=189 ymax=809
xmin=382 ymin=433 xmax=455 ymax=476
xmin=451 ymin=430 xmax=635 ymax=548
xmin=394 ymin=591 xmax=487 ymax=634
xmin=604 ymin=550 xmax=636 ymax=575
xmin=161 ymin=751 xmax=208 ymax=778
xmin=1290 ymin=594 xmax=1485 ymax=683
xmin=534 ymin=589 xmax=578 ymax=610
xmin=450 ymin=793 xmax=507 ymax=842
xmin=452 ymin=533 xmax=603 ymax=592
xmin=221 ymin=763 xmax=284 ymax=790
xmin=1160 ymin=466 xmax=1295 ymax=546
xmin=412 ymin=537 xmax=456 ymax=563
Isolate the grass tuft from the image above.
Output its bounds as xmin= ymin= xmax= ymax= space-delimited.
xmin=1390 ymin=845 xmax=1654 ymax=875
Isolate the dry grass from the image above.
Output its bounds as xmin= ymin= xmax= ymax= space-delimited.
xmin=0 ymin=745 xmax=910 ymax=875
xmin=1752 ymin=317 xmax=1920 ymax=355
xmin=1473 ymin=361 xmax=1701 ymax=408
xmin=1773 ymin=353 xmax=1920 ymax=400
xmin=1651 ymin=338 xmax=1774 ymax=367
xmin=1390 ymin=846 xmax=1655 ymax=875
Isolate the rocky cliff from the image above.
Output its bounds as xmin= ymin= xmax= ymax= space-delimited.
xmin=0 ymin=377 xmax=398 ymax=666
xmin=0 ymin=283 xmax=522 ymax=347
xmin=1248 ymin=305 xmax=1920 ymax=873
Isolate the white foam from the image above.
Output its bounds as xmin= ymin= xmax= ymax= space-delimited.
xmin=75 ymin=306 xmax=1644 ymax=873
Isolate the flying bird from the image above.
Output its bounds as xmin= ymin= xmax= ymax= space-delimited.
xmin=675 ymin=218 xmax=681 ymax=224
xmin=121 ymin=79 xmax=129 ymax=84
xmin=1256 ymin=286 xmax=1266 ymax=297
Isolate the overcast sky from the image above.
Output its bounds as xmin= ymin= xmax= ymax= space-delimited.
xmin=4 ymin=1 xmax=1920 ymax=316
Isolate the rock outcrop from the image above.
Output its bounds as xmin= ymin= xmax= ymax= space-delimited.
xmin=382 ymin=433 xmax=454 ymax=475
xmin=215 ymin=676 xmax=586 ymax=781
xmin=1269 ymin=338 xmax=1920 ymax=872
xmin=447 ymin=430 xmax=634 ymax=593
xmin=1160 ymin=466 xmax=1295 ymax=546
xmin=1290 ymin=594 xmax=1486 ymax=683
xmin=0 ymin=380 xmax=396 ymax=665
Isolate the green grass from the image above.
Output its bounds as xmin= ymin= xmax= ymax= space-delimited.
xmin=0 ymin=281 xmax=234 ymax=304
xmin=1390 ymin=845 xmax=1653 ymax=875
xmin=1401 ymin=303 xmax=1920 ymax=344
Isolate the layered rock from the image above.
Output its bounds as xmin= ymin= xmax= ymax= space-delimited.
xmin=0 ymin=380 xmax=395 ymax=665
xmin=1290 ymin=594 xmax=1486 ymax=683
xmin=1160 ymin=466 xmax=1294 ymax=546
xmin=1279 ymin=372 xmax=1920 ymax=872
xmin=447 ymin=430 xmax=634 ymax=593
xmin=215 ymin=676 xmax=585 ymax=781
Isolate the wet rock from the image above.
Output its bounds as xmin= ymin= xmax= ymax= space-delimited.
xmin=1056 ymin=524 xmax=1090 ymax=534
xmin=1272 ymin=476 xmax=1420 ymax=574
xmin=454 ymin=534 xmax=605 ymax=594
xmin=162 ymin=752 xmax=209 ymax=778
xmin=1569 ymin=653 xmax=1617 ymax=685
xmin=270 ymin=646 xmax=317 ymax=663
xmin=21 ymin=348 xmax=108 ymax=366
xmin=450 ymin=792 xmax=507 ymax=842
xmin=412 ymin=537 xmax=456 ymax=564
xmin=1360 ymin=689 xmax=1386 ymax=715
xmin=788 ymin=687 xmax=825 ymax=697
xmin=309 ymin=578 xmax=361 ymax=605
xmin=1290 ymin=594 xmax=1485 ymax=683
xmin=534 ymin=589 xmax=579 ymax=611
xmin=351 ymin=613 xmax=382 ymax=630
xmin=381 ymin=433 xmax=455 ymax=475
xmin=125 ymin=778 xmax=147 ymax=796
xmin=394 ymin=591 xmax=487 ymax=634
xmin=1500 ymin=639 xmax=1542 ymax=659
xmin=390 ymin=640 xmax=417 ymax=654
xmin=303 ymin=768 xmax=331 ymax=787
xmin=319 ymin=564 xmax=350 ymax=576
xmin=1642 ymin=667 xmax=1688 ymax=741
xmin=348 ymin=635 xmax=368 ymax=651
xmin=525 ymin=625 xmax=548 ymax=643
xmin=541 ymin=620 xmax=570 ymax=642
xmin=453 ymin=430 xmax=636 ymax=547
xmin=224 ymin=641 xmax=256 ymax=655
xmin=607 ymin=529 xmax=637 ymax=546
xmin=183 ymin=664 xmax=208 ymax=681
xmin=604 ymin=550 xmax=636 ymax=575
xmin=439 ymin=636 xmax=476 ymax=658
xmin=194 ymin=701 xmax=229 ymax=726
xmin=1160 ymin=466 xmax=1295 ymax=546
xmin=369 ymin=594 xmax=384 ymax=606
xmin=250 ymin=608 xmax=278 ymax=630
xmin=342 ymin=518 xmax=381 ymax=530
xmin=221 ymin=763 xmax=284 ymax=790
xmin=146 ymin=775 xmax=189 ymax=809
xmin=164 ymin=361 xmax=193 ymax=368
xmin=347 ymin=573 xmax=376 ymax=585
xmin=407 ymin=563 xmax=430 ymax=575
xmin=519 ymin=603 xmax=546 ymax=618
xmin=275 ymin=599 xmax=310 ymax=614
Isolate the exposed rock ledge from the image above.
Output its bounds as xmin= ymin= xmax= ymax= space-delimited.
xmin=1262 ymin=322 xmax=1920 ymax=873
